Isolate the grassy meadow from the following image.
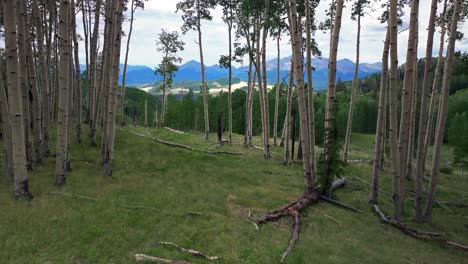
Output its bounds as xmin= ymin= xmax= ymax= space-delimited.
xmin=0 ymin=126 xmax=467 ymax=263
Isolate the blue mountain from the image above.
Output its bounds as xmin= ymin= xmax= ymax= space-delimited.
xmin=81 ymin=57 xmax=382 ymax=89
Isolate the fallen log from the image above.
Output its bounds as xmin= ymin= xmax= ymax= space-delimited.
xmin=319 ymin=195 xmax=362 ymax=213
xmin=438 ymin=201 xmax=468 ymax=208
xmin=164 ymin=127 xmax=186 ymax=134
xmin=129 ymin=132 xmax=242 ymax=156
xmin=158 ymin=242 xmax=219 ymax=261
xmin=372 ymin=205 xmax=468 ymax=251
xmin=135 ymin=254 xmax=192 ymax=264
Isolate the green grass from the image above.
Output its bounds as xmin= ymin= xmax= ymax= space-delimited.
xmin=0 ymin=129 xmax=467 ymax=263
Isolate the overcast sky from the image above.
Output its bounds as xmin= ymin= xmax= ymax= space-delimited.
xmin=79 ymin=0 xmax=468 ymax=69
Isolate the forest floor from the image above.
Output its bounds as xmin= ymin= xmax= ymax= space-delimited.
xmin=0 ymin=126 xmax=467 ymax=263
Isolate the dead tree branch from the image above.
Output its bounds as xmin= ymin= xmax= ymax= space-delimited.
xmin=157 ymin=242 xmax=219 ymax=261
xmin=164 ymin=127 xmax=186 ymax=134
xmin=48 ymin=191 xmax=98 ymax=201
xmin=319 ymin=195 xmax=362 ymax=213
xmin=135 ymin=254 xmax=192 ymax=264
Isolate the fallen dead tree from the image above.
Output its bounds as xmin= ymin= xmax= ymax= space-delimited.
xmin=164 ymin=127 xmax=186 ymax=134
xmin=49 ymin=191 xmax=98 ymax=201
xmin=372 ymin=205 xmax=468 ymax=251
xmin=257 ymin=179 xmax=358 ymax=262
xmin=158 ymin=242 xmax=219 ymax=261
xmin=129 ymin=132 xmax=242 ymax=156
xmin=135 ymin=254 xmax=192 ymax=264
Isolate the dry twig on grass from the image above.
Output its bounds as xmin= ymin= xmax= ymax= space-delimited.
xmin=135 ymin=254 xmax=192 ymax=264
xmin=158 ymin=242 xmax=219 ymax=261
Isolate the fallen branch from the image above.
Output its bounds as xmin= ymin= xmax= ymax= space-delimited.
xmin=323 ymin=214 xmax=342 ymax=225
xmin=129 ymin=132 xmax=242 ymax=156
xmin=437 ymin=201 xmax=468 ymax=208
xmin=348 ymin=159 xmax=372 ymax=164
xmin=164 ymin=127 xmax=186 ymax=134
xmin=135 ymin=254 xmax=192 ymax=264
xmin=258 ymin=190 xmax=320 ymax=263
xmin=331 ymin=177 xmax=347 ymax=191
xmin=319 ymin=195 xmax=362 ymax=213
xmin=158 ymin=242 xmax=219 ymax=261
xmin=49 ymin=191 xmax=97 ymax=201
xmin=372 ymin=205 xmax=468 ymax=251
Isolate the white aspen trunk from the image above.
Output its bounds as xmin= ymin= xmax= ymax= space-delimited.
xmin=228 ymin=12 xmax=233 ymax=144
xmin=283 ymin=60 xmax=294 ymax=165
xmin=343 ymin=14 xmax=361 ymax=163
xmin=89 ymin=0 xmax=102 ymax=143
xmin=120 ymin=0 xmax=135 ymax=127
xmin=323 ymin=0 xmax=344 ymax=195
xmin=54 ymin=0 xmax=71 ymax=186
xmin=71 ymin=0 xmax=82 ymax=143
xmin=274 ymin=36 xmax=280 ymax=147
xmin=0 ymin=69 xmax=14 ymax=183
xmin=422 ymin=0 xmax=461 ymax=222
xmin=261 ymin=0 xmax=271 ymax=159
xmin=288 ymin=0 xmax=314 ymax=191
xmin=196 ymin=0 xmax=209 ymax=140
xmin=369 ymin=27 xmax=390 ymax=205
xmin=305 ymin=0 xmax=316 ymax=176
xmin=145 ymin=99 xmax=148 ymax=128
xmin=389 ymin=0 xmax=402 ymax=221
xmin=397 ymin=0 xmax=419 ymax=215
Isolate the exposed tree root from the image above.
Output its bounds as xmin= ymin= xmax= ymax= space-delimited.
xmin=49 ymin=191 xmax=97 ymax=201
xmin=129 ymin=132 xmax=242 ymax=156
xmin=281 ymin=210 xmax=300 ymax=263
xmin=372 ymin=205 xmax=468 ymax=251
xmin=164 ymin=127 xmax=186 ymax=134
xmin=135 ymin=254 xmax=192 ymax=264
xmin=319 ymin=195 xmax=362 ymax=213
xmin=158 ymin=242 xmax=219 ymax=261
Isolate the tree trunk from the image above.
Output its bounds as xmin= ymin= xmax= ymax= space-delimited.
xmin=103 ymin=0 xmax=124 ymax=176
xmin=89 ymin=0 xmax=102 ymax=143
xmin=196 ymin=0 xmax=209 ymax=140
xmin=71 ymin=0 xmax=82 ymax=143
xmin=397 ymin=0 xmax=419 ymax=215
xmin=323 ymin=0 xmax=344 ymax=195
xmin=389 ymin=0 xmax=402 ymax=221
xmin=369 ymin=27 xmax=390 ymax=205
xmin=16 ymin=0 xmax=33 ymax=170
xmin=55 ymin=0 xmax=71 ymax=186
xmin=305 ymin=0 xmax=316 ymax=175
xmin=0 ymin=69 xmax=14 ymax=183
xmin=80 ymin=0 xmax=90 ymax=124
xmin=423 ymin=0 xmax=447 ymax=166
xmin=288 ymin=0 xmax=314 ymax=192
xmin=3 ymin=0 xmax=32 ymax=198
xmin=145 ymin=99 xmax=148 ymax=128
xmin=343 ymin=14 xmax=361 ymax=163
xmin=244 ymin=60 xmax=253 ymax=146
xmin=274 ymin=36 xmax=280 ymax=147
xmin=120 ymin=0 xmax=135 ymax=127
xmin=283 ymin=61 xmax=294 ymax=165
xmin=406 ymin=29 xmax=419 ymax=181
xmin=161 ymin=66 xmax=167 ymax=128
xmin=422 ymin=0 xmax=461 ymax=222
xmin=228 ymin=17 xmax=233 ymax=144
xmin=261 ymin=0 xmax=271 ymax=158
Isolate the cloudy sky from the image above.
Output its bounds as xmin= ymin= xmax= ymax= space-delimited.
xmin=79 ymin=0 xmax=468 ymax=69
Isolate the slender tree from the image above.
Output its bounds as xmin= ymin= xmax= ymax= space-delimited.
xmin=4 ymin=0 xmax=32 ymax=198
xmin=176 ymin=0 xmax=216 ymax=140
xmin=343 ymin=0 xmax=370 ymax=163
xmin=0 ymin=68 xmax=14 ymax=183
xmin=423 ymin=0 xmax=462 ymax=222
xmin=155 ymin=29 xmax=185 ymax=128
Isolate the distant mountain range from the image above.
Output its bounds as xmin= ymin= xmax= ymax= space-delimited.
xmin=82 ymin=57 xmax=382 ymax=90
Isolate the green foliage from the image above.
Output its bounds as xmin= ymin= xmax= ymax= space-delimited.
xmin=155 ymin=29 xmax=185 ymax=90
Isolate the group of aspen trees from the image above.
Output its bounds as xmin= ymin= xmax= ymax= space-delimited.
xmin=1 ymin=0 xmax=126 ymax=199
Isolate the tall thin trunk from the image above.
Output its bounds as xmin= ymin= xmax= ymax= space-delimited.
xmin=323 ymin=0 xmax=344 ymax=195
xmin=3 ymin=0 xmax=31 ymax=198
xmin=81 ymin=0 xmax=90 ymax=123
xmin=422 ymin=0 xmax=461 ymax=222
xmin=397 ymin=0 xmax=419 ymax=215
xmin=255 ymin=18 xmax=266 ymax=158
xmin=89 ymin=0 xmax=102 ymax=143
xmin=196 ymin=0 xmax=209 ymax=140
xmin=424 ymin=0 xmax=447 ymax=166
xmin=288 ymin=0 xmax=314 ymax=192
xmin=274 ymin=36 xmax=280 ymax=147
xmin=283 ymin=60 xmax=294 ymax=165
xmin=261 ymin=0 xmax=271 ymax=159
xmin=369 ymin=27 xmax=390 ymax=205
xmin=406 ymin=28 xmax=419 ymax=181
xmin=16 ymin=0 xmax=33 ymax=170
xmin=144 ymin=99 xmax=148 ymax=128
xmin=343 ymin=14 xmax=361 ymax=163
xmin=120 ymin=0 xmax=135 ymax=126
xmin=305 ymin=0 xmax=316 ymax=175
xmin=71 ymin=0 xmax=82 ymax=143
xmin=55 ymin=0 xmax=71 ymax=186
xmin=161 ymin=62 xmax=168 ymax=127
xmin=34 ymin=0 xmax=51 ymax=157
xmin=103 ymin=0 xmax=124 ymax=176
xmin=228 ymin=7 xmax=233 ymax=144
xmin=0 ymin=69 xmax=14 ymax=183
xmin=244 ymin=60 xmax=254 ymax=147
xmin=389 ymin=0 xmax=402 ymax=221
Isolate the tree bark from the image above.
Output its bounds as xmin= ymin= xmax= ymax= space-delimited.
xmin=55 ymin=0 xmax=71 ymax=186
xmin=3 ymin=0 xmax=31 ymax=198
xmin=71 ymin=0 xmax=82 ymax=143
xmin=196 ymin=0 xmax=209 ymax=140
xmin=369 ymin=27 xmax=390 ymax=205
xmin=0 ymin=68 xmax=14 ymax=183
xmin=389 ymin=0 xmax=402 ymax=221
xmin=261 ymin=0 xmax=271 ymax=158
xmin=422 ymin=0 xmax=461 ymax=222
xmin=288 ymin=0 xmax=314 ymax=191
xmin=228 ymin=9 xmax=233 ymax=144
xmin=89 ymin=0 xmax=102 ymax=144
xmin=305 ymin=0 xmax=316 ymax=175
xmin=120 ymin=0 xmax=136 ymax=126
xmin=274 ymin=35 xmax=280 ymax=147
xmin=283 ymin=61 xmax=294 ymax=165
xmin=343 ymin=14 xmax=361 ymax=163
xmin=323 ymin=0 xmax=344 ymax=194
xmin=397 ymin=0 xmax=419 ymax=215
